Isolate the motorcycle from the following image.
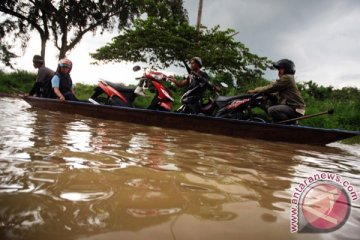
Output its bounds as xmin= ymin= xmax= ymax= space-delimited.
xmin=190 ymin=89 xmax=276 ymax=122
xmin=182 ymin=94 xmax=268 ymax=122
xmin=176 ymin=60 xmax=226 ymax=114
xmin=176 ymin=72 xmax=218 ymax=114
xmin=213 ymin=93 xmax=276 ymax=122
xmin=89 ymin=66 xmax=174 ymax=111
xmin=176 ymin=60 xmax=275 ymax=121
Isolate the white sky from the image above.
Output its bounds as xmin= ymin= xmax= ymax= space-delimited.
xmin=2 ymin=0 xmax=360 ymax=88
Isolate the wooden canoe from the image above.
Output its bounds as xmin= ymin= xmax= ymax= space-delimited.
xmin=23 ymin=96 xmax=360 ymax=146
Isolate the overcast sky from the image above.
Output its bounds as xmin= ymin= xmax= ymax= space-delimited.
xmin=184 ymin=0 xmax=360 ymax=88
xmin=3 ymin=0 xmax=360 ymax=88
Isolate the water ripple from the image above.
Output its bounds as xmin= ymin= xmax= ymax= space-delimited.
xmin=0 ymin=97 xmax=359 ymax=239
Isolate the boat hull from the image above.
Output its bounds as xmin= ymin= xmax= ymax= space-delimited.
xmin=23 ymin=96 xmax=359 ymax=145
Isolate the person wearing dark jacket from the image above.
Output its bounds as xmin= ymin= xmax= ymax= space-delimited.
xmin=169 ymin=57 xmax=216 ymax=114
xmin=51 ymin=58 xmax=78 ymax=101
xmin=29 ymin=55 xmax=55 ymax=97
xmin=248 ymin=59 xmax=305 ymax=123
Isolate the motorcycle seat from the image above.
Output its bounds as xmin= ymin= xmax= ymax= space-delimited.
xmin=104 ymin=81 xmax=135 ymax=93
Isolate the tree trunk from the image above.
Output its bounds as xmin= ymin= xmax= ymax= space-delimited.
xmin=40 ymin=36 xmax=47 ymax=59
xmin=59 ymin=30 xmax=68 ymax=59
xmin=59 ymin=47 xmax=67 ymax=59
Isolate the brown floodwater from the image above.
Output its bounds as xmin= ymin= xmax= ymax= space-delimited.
xmin=0 ymin=97 xmax=359 ymax=240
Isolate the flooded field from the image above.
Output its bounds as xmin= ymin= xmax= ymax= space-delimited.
xmin=0 ymin=97 xmax=359 ymax=240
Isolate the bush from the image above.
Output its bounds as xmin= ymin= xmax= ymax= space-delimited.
xmin=73 ymin=83 xmax=96 ymax=100
xmin=0 ymin=70 xmax=35 ymax=94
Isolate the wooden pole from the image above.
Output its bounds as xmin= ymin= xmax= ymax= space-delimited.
xmin=196 ymin=0 xmax=203 ymax=42
xmin=276 ymin=109 xmax=334 ymax=124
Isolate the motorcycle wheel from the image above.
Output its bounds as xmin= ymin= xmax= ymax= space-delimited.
xmin=157 ymin=106 xmax=171 ymax=112
xmin=235 ymin=110 xmax=249 ymax=120
xmin=93 ymin=97 xmax=108 ymax=104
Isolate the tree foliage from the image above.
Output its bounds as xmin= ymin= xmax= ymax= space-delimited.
xmin=0 ymin=21 xmax=18 ymax=68
xmin=0 ymin=1 xmax=51 ymax=58
xmin=0 ymin=44 xmax=17 ymax=69
xmin=0 ymin=0 xmax=187 ymax=60
xmin=91 ymin=17 xmax=272 ymax=84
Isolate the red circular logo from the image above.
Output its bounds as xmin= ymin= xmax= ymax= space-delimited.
xmin=301 ymin=182 xmax=350 ymax=231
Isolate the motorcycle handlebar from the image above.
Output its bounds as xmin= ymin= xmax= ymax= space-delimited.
xmin=247 ymin=93 xmax=262 ymax=104
xmin=250 ymin=93 xmax=262 ymax=99
xmin=136 ymin=75 xmax=171 ymax=82
xmin=183 ymin=60 xmax=191 ymax=74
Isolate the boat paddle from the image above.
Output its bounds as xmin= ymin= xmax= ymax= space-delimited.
xmin=276 ymin=109 xmax=335 ymax=124
xmin=10 ymin=86 xmax=24 ymax=93
xmin=6 ymin=86 xmax=26 ymax=98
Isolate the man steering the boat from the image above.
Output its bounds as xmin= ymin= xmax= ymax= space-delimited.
xmin=29 ymin=55 xmax=55 ymax=98
xmin=248 ymin=59 xmax=305 ymax=123
xmin=169 ymin=57 xmax=217 ymax=114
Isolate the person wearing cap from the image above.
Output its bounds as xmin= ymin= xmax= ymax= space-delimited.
xmin=51 ymin=58 xmax=78 ymax=101
xmin=248 ymin=59 xmax=305 ymax=123
xmin=169 ymin=57 xmax=214 ymax=114
xmin=29 ymin=55 xmax=55 ymax=97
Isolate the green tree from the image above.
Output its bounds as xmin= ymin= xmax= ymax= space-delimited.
xmin=300 ymin=81 xmax=333 ymax=100
xmin=0 ymin=1 xmax=51 ymax=58
xmin=91 ymin=17 xmax=271 ymax=84
xmin=0 ymin=0 xmax=187 ymax=59
xmin=0 ymin=17 xmax=24 ymax=68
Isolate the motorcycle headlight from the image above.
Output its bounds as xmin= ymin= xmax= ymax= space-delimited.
xmin=151 ymin=73 xmax=163 ymax=81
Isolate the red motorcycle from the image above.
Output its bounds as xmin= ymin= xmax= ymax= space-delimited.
xmin=89 ymin=66 xmax=174 ymax=111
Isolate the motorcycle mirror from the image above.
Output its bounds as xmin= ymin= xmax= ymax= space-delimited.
xmin=133 ymin=65 xmax=141 ymax=72
xmin=220 ymin=82 xmax=229 ymax=88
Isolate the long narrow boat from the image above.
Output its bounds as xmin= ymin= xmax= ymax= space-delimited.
xmin=23 ymin=96 xmax=359 ymax=145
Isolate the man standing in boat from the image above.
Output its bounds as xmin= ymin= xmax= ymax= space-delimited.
xmin=248 ymin=59 xmax=306 ymax=123
xmin=169 ymin=57 xmax=214 ymax=114
xmin=51 ymin=58 xmax=78 ymax=101
xmin=29 ymin=55 xmax=55 ymax=98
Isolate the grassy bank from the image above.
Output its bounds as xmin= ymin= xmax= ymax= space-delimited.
xmin=0 ymin=70 xmax=35 ymax=94
xmin=1 ymin=70 xmax=359 ymax=133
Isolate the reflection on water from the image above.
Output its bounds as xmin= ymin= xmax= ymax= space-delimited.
xmin=0 ymin=97 xmax=359 ymax=240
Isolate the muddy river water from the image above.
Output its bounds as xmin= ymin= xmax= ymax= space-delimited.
xmin=0 ymin=97 xmax=359 ymax=240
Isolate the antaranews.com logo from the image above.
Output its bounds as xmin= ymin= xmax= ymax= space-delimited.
xmin=290 ymin=172 xmax=358 ymax=233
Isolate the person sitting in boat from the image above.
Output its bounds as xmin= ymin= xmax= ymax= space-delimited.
xmin=51 ymin=58 xmax=78 ymax=101
xmin=29 ymin=55 xmax=55 ymax=98
xmin=168 ymin=57 xmax=215 ymax=114
xmin=248 ymin=59 xmax=305 ymax=123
